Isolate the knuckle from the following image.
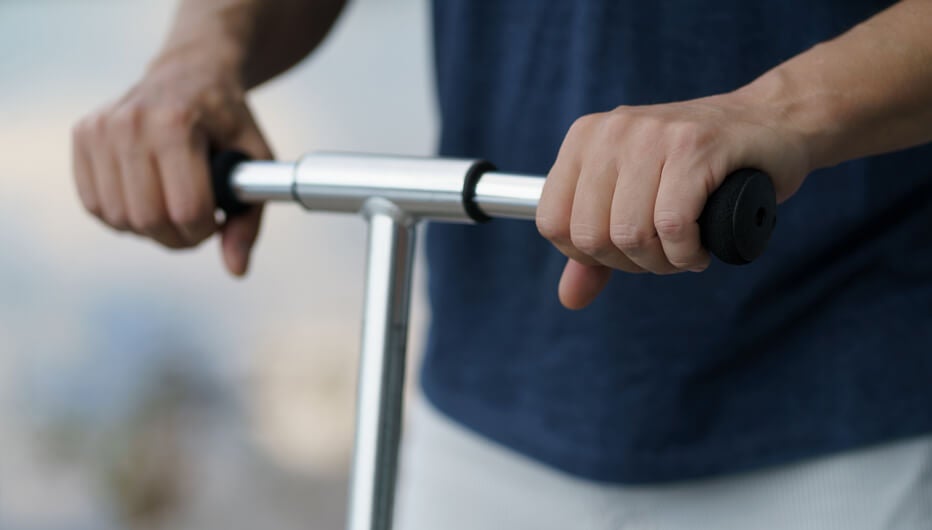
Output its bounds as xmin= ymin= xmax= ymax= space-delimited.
xmin=82 ymin=197 xmax=103 ymax=218
xmin=147 ymin=105 xmax=197 ymax=148
xmin=669 ymin=121 xmax=714 ymax=151
xmin=72 ymin=118 xmax=90 ymax=142
xmin=102 ymin=207 xmax=129 ymax=231
xmin=669 ymin=258 xmax=697 ymax=270
xmin=162 ymin=240 xmax=188 ymax=251
xmin=84 ymin=112 xmax=107 ymax=138
xmin=570 ymin=223 xmax=612 ymax=257
xmin=536 ymin=215 xmax=570 ymax=244
xmin=602 ymin=109 xmax=633 ymax=133
xmin=149 ymin=104 xmax=196 ymax=131
xmin=668 ymin=251 xmax=705 ymax=270
xmin=602 ymin=110 xmax=660 ymax=145
xmin=654 ymin=211 xmax=689 ymax=240
xmin=130 ymin=210 xmax=167 ymax=234
xmin=111 ymin=102 xmax=144 ymax=136
xmin=167 ymin=200 xmax=209 ymax=231
xmin=610 ymin=223 xmax=655 ymax=252
xmin=567 ymin=113 xmax=600 ymax=138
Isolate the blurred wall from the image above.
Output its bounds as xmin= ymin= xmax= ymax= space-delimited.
xmin=0 ymin=0 xmax=435 ymax=528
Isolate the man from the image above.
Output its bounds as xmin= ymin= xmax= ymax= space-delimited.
xmin=73 ymin=0 xmax=932 ymax=528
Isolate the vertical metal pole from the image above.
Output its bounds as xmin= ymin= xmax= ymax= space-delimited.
xmin=347 ymin=198 xmax=415 ymax=530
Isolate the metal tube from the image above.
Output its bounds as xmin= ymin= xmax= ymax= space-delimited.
xmin=230 ymin=160 xmax=296 ymax=203
xmin=472 ymin=172 xmax=543 ymax=220
xmin=294 ymin=153 xmax=481 ymax=222
xmin=347 ymin=198 xmax=416 ymax=530
xmin=227 ymin=156 xmax=547 ymax=222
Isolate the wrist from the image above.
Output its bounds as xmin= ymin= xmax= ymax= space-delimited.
xmin=148 ymin=1 xmax=261 ymax=88
xmin=148 ymin=35 xmax=247 ymax=85
xmin=734 ymin=62 xmax=848 ymax=172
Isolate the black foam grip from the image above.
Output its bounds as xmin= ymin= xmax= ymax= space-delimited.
xmin=210 ymin=149 xmax=252 ymax=217
xmin=699 ymin=169 xmax=777 ymax=265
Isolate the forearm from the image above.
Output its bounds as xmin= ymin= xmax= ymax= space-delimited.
xmin=738 ymin=0 xmax=932 ymax=171
xmin=152 ymin=0 xmax=346 ymax=89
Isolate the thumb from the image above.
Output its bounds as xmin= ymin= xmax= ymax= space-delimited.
xmin=558 ymin=259 xmax=612 ymax=310
xmin=217 ymin=108 xmax=271 ymax=278
xmin=221 ymin=204 xmax=263 ymax=277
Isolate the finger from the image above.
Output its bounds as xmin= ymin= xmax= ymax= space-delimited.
xmin=537 ymin=120 xmax=602 ymax=267
xmin=88 ymin=114 xmax=131 ymax=231
xmin=558 ymin=259 xmax=612 ymax=310
xmin=219 ymin=112 xmax=272 ymax=277
xmin=72 ymin=123 xmax=102 ymax=218
xmin=610 ymin=158 xmax=678 ymax=274
xmin=570 ymin=162 xmax=645 ymax=273
xmin=221 ymin=205 xmax=263 ymax=277
xmin=156 ymin=129 xmax=217 ymax=245
xmin=654 ymin=158 xmax=713 ymax=272
xmin=228 ymin=105 xmax=274 ymax=161
xmin=117 ymin=138 xmax=188 ymax=249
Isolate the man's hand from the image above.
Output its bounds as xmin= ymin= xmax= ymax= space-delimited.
xmin=73 ymin=49 xmax=269 ymax=276
xmin=537 ymin=92 xmax=811 ymax=309
xmin=539 ymin=0 xmax=932 ymax=311
xmin=71 ymin=0 xmax=345 ymax=277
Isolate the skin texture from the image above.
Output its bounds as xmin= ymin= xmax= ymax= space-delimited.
xmin=72 ymin=0 xmax=345 ymax=276
xmin=539 ymin=0 xmax=932 ymax=309
xmin=74 ymin=0 xmax=932 ymax=301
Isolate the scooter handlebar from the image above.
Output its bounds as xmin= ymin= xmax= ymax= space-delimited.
xmin=210 ymin=150 xmax=776 ymax=265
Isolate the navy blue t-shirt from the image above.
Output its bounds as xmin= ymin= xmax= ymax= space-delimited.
xmin=423 ymin=0 xmax=932 ymax=483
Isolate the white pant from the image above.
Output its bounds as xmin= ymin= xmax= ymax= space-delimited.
xmin=395 ymin=397 xmax=932 ymax=530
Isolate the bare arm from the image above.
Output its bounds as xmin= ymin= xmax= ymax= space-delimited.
xmin=155 ymin=0 xmax=346 ymax=89
xmin=741 ymin=0 xmax=932 ymax=171
xmin=73 ymin=0 xmax=346 ymax=276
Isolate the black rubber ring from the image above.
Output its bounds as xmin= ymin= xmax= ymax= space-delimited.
xmin=210 ymin=149 xmax=253 ymax=217
xmin=462 ymin=159 xmax=496 ymax=223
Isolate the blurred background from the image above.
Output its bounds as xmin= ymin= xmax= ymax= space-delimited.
xmin=0 ymin=0 xmax=435 ymax=528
